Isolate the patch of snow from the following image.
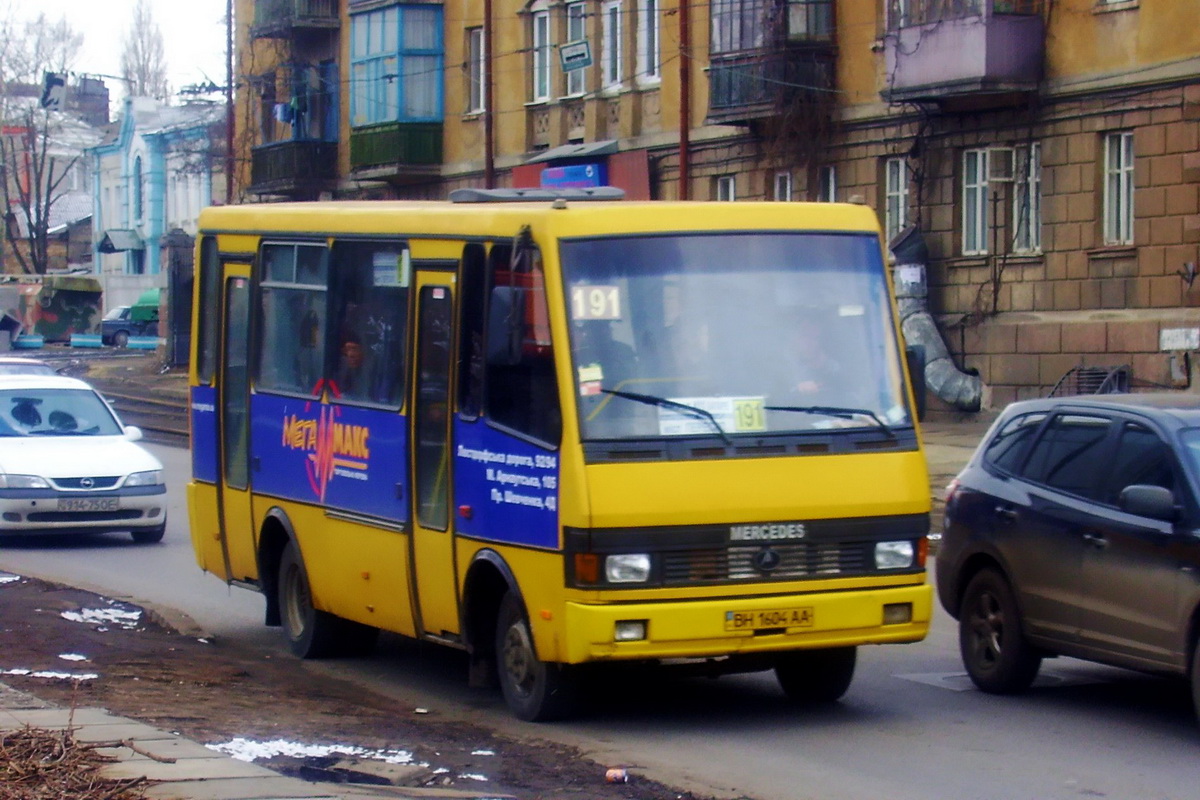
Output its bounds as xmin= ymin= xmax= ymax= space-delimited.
xmin=1 ymin=668 xmax=98 ymax=681
xmin=205 ymin=737 xmax=422 ymax=765
xmin=60 ymin=607 xmax=142 ymax=629
xmin=471 ymin=749 xmax=495 ymax=756
xmin=0 ymin=574 xmax=21 ymax=585
xmin=58 ymin=653 xmax=89 ymax=662
xmin=459 ymin=773 xmax=489 ymax=781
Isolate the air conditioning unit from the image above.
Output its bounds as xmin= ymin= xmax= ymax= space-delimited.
xmin=987 ymin=147 xmax=1015 ymax=182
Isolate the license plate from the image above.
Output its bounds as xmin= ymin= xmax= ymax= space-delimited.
xmin=725 ymin=607 xmax=814 ymax=631
xmin=57 ymin=498 xmax=119 ymax=512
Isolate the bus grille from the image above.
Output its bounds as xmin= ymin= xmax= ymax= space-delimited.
xmin=661 ymin=542 xmax=867 ymax=584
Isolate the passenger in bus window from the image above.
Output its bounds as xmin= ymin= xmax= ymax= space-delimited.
xmin=335 ymin=331 xmax=367 ymax=400
xmin=573 ymin=320 xmax=636 ymax=395
xmin=780 ymin=315 xmax=842 ymax=400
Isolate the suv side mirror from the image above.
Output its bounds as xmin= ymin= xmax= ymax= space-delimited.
xmin=1118 ymin=484 xmax=1177 ymax=522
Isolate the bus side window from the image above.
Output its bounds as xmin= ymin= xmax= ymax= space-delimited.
xmin=256 ymin=243 xmax=327 ymax=398
xmin=326 ymin=240 xmax=409 ymax=406
xmin=457 ymin=243 xmax=487 ymax=419
xmin=484 ymin=237 xmax=561 ymax=446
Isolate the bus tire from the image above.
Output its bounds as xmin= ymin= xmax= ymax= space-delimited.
xmin=775 ymin=646 xmax=856 ymax=704
xmin=279 ymin=540 xmax=341 ymax=659
xmin=495 ymin=592 xmax=578 ymax=721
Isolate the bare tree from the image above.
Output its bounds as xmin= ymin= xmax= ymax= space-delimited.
xmin=120 ymin=0 xmax=171 ymax=101
xmin=0 ymin=11 xmax=94 ymax=275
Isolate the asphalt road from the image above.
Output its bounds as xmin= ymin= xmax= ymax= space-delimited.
xmin=3 ymin=442 xmax=1200 ymax=800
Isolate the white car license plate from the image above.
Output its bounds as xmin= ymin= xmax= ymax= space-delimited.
xmin=725 ymin=607 xmax=814 ymax=631
xmin=57 ymin=497 xmax=119 ymax=512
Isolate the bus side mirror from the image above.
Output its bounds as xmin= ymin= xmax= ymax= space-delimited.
xmin=905 ymin=344 xmax=926 ymax=422
xmin=487 ymin=286 xmax=526 ymax=366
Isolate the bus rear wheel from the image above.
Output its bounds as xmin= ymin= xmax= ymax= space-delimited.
xmin=495 ymin=593 xmax=578 ymax=721
xmin=774 ymin=646 xmax=857 ymax=704
xmin=279 ymin=540 xmax=360 ymax=659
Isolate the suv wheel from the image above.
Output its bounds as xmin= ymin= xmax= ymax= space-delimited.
xmin=959 ymin=568 xmax=1041 ymax=694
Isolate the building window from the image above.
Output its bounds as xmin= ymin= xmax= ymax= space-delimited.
xmin=817 ymin=164 xmax=836 ymax=202
xmin=602 ymin=0 xmax=623 ymax=90
xmin=637 ymin=0 xmax=660 ymax=83
xmin=884 ymin=157 xmax=908 ymax=243
xmin=717 ymin=175 xmax=736 ymax=201
xmin=1013 ymin=143 xmax=1041 ymax=254
xmin=962 ymin=149 xmax=989 ymax=255
xmin=711 ymin=0 xmax=767 ymax=54
xmin=787 ymin=0 xmax=834 ymax=38
xmin=350 ymin=4 xmax=444 ymax=126
xmin=565 ymin=3 xmax=587 ymax=96
xmin=531 ymin=8 xmax=551 ymax=102
xmin=773 ymin=171 xmax=792 ymax=201
xmin=133 ymin=156 xmax=143 ymax=222
xmin=1104 ymin=131 xmax=1134 ymax=245
xmin=466 ymin=27 xmax=485 ymax=113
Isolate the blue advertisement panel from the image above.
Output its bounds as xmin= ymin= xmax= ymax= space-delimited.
xmin=190 ymin=386 xmax=218 ymax=483
xmin=453 ymin=419 xmax=560 ymax=549
xmin=541 ymin=163 xmax=606 ymax=190
xmin=250 ymin=392 xmax=408 ymax=522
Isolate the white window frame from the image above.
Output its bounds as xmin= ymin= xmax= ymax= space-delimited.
xmin=1104 ymin=131 xmax=1134 ymax=245
xmin=717 ymin=175 xmax=736 ymax=201
xmin=817 ymin=164 xmax=836 ymax=202
xmin=636 ymin=0 xmax=660 ymax=85
xmin=773 ymin=171 xmax=792 ymax=201
xmin=602 ymin=0 xmax=623 ymax=91
xmin=962 ymin=149 xmax=990 ymax=256
xmin=1013 ymin=143 xmax=1041 ymax=254
xmin=565 ymin=2 xmax=587 ymax=96
xmin=467 ymin=27 xmax=485 ymax=113
xmin=531 ymin=9 xmax=551 ymax=102
xmin=884 ymin=157 xmax=908 ymax=243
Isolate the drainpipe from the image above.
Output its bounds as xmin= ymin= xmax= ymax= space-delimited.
xmin=891 ymin=226 xmax=982 ymax=412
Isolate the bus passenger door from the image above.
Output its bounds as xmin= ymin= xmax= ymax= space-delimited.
xmin=410 ymin=274 xmax=459 ymax=638
xmin=216 ymin=268 xmax=257 ymax=583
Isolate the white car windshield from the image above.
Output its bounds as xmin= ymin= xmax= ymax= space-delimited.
xmin=0 ymin=388 xmax=122 ymax=437
xmin=560 ymin=232 xmax=912 ymax=441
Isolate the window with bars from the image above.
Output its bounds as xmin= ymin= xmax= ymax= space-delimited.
xmin=1104 ymin=131 xmax=1134 ymax=245
xmin=962 ymin=149 xmax=990 ymax=255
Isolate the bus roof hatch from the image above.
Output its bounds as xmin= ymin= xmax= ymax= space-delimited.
xmin=448 ymin=187 xmax=626 ymax=203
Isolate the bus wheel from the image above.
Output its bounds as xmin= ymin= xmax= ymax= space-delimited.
xmin=775 ymin=646 xmax=857 ymax=704
xmin=495 ymin=593 xmax=578 ymax=721
xmin=279 ymin=540 xmax=341 ymax=659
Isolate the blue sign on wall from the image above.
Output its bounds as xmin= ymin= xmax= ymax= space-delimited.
xmin=541 ymin=162 xmax=606 ymax=190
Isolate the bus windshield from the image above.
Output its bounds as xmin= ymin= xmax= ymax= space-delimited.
xmin=561 ymin=231 xmax=912 ymax=441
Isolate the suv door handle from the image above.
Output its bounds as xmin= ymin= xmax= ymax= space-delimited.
xmin=1083 ymin=532 xmax=1109 ymax=549
xmin=994 ymin=505 xmax=1018 ymax=523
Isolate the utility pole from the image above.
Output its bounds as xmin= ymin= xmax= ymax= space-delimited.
xmin=483 ymin=0 xmax=495 ymax=188
xmin=225 ymin=0 xmax=235 ymax=204
xmin=678 ymin=0 xmax=691 ymax=199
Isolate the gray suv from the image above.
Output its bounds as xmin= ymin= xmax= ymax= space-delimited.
xmin=937 ymin=393 xmax=1200 ymax=720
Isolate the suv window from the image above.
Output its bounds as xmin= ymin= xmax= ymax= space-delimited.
xmin=984 ymin=412 xmax=1047 ymax=474
xmin=1021 ymin=413 xmax=1112 ymax=499
xmin=1102 ymin=422 xmax=1176 ymax=505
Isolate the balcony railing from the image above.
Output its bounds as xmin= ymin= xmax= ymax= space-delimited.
xmin=707 ymin=45 xmax=836 ymax=125
xmin=350 ymin=122 xmax=443 ymax=171
xmin=251 ymin=0 xmax=339 ymax=39
xmin=882 ymin=0 xmax=1045 ymax=104
xmin=248 ymin=140 xmax=337 ymax=197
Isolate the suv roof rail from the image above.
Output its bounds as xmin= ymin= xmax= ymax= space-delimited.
xmin=448 ymin=187 xmax=626 ymax=203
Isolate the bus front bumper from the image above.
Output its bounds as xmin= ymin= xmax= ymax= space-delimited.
xmin=560 ymin=582 xmax=932 ymax=663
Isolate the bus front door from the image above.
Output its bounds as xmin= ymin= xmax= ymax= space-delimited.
xmin=410 ymin=275 xmax=459 ymax=639
xmin=216 ymin=269 xmax=257 ymax=583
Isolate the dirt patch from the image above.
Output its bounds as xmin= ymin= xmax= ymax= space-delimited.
xmin=0 ymin=573 xmax=713 ymax=799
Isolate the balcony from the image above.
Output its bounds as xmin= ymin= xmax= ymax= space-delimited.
xmin=882 ymin=0 xmax=1045 ymax=107
xmin=707 ymin=44 xmax=837 ymax=126
xmin=251 ymin=0 xmax=339 ymax=39
xmin=247 ymin=140 xmax=337 ymax=198
xmin=349 ymin=122 xmax=443 ymax=182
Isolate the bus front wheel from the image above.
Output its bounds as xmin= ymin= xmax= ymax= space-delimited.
xmin=279 ymin=540 xmax=344 ymax=659
xmin=495 ymin=593 xmax=578 ymax=721
xmin=774 ymin=646 xmax=857 ymax=704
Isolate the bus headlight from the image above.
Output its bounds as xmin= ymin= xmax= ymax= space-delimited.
xmin=605 ymin=553 xmax=651 ymax=583
xmin=875 ymin=540 xmax=914 ymax=569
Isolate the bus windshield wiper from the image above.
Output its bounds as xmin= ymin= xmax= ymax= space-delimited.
xmin=764 ymin=404 xmax=895 ymax=438
xmin=601 ymin=388 xmax=731 ymax=445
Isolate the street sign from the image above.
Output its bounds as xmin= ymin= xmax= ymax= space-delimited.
xmin=559 ymin=40 xmax=592 ymax=73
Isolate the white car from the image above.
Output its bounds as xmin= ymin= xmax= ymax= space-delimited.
xmin=0 ymin=375 xmax=166 ymax=542
xmin=0 ymin=356 xmax=56 ymax=376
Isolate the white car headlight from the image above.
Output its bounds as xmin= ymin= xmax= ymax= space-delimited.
xmin=875 ymin=540 xmax=915 ymax=569
xmin=124 ymin=470 xmax=163 ymax=487
xmin=605 ymin=553 xmax=651 ymax=583
xmin=0 ymin=474 xmax=49 ymax=489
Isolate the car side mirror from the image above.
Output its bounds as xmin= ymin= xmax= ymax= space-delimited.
xmin=1118 ymin=484 xmax=1177 ymax=522
xmin=124 ymin=425 xmax=144 ymax=442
